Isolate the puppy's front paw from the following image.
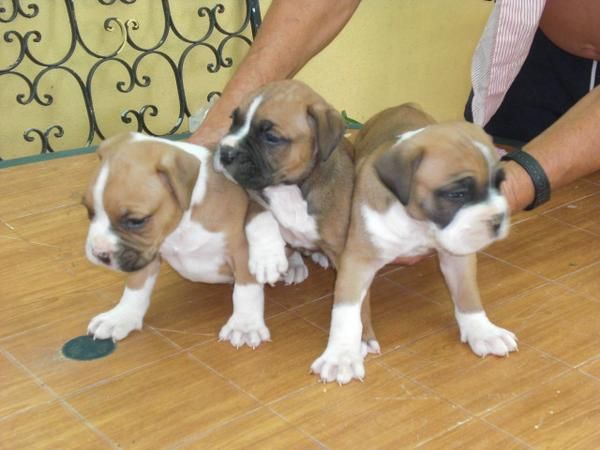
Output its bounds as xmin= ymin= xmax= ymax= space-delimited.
xmin=87 ymin=306 xmax=143 ymax=341
xmin=311 ymin=346 xmax=365 ymax=385
xmin=456 ymin=310 xmax=518 ymax=357
xmin=282 ymin=251 xmax=309 ymax=285
xmin=249 ymin=245 xmax=288 ymax=286
xmin=219 ymin=314 xmax=271 ymax=349
xmin=310 ymin=252 xmax=330 ymax=269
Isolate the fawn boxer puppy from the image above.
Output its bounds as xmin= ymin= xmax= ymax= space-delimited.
xmin=214 ymin=80 xmax=381 ymax=355
xmin=311 ymin=104 xmax=517 ymax=383
xmin=83 ymin=132 xmax=304 ymax=348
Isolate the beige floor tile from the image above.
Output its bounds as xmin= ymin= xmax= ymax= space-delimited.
xmin=0 ymin=221 xmax=19 ymax=238
xmin=489 ymin=283 xmax=600 ymax=366
xmin=0 ymin=351 xmax=54 ymax=419
xmin=557 ymin=261 xmax=600 ymax=302
xmin=175 ymin=408 xmax=320 ymax=449
xmin=2 ymin=313 xmax=178 ymax=397
xmin=486 ymin=215 xmax=600 ymax=279
xmin=67 ymin=353 xmax=259 ymax=449
xmin=191 ymin=312 xmax=326 ymax=403
xmin=545 ymin=192 xmax=600 ymax=236
xmin=579 ymin=357 xmax=600 ymax=380
xmin=0 ymin=154 xmax=95 ymax=221
xmin=0 ymin=236 xmax=123 ymax=311
xmin=380 ymin=329 xmax=567 ymax=415
xmin=385 ymin=253 xmax=546 ymax=307
xmin=418 ymin=418 xmax=528 ymax=449
xmin=271 ymin=363 xmax=469 ymax=448
xmin=533 ymin=178 xmax=600 ymax=215
xmin=293 ymin=278 xmax=454 ymax=354
xmin=0 ymin=285 xmax=123 ymax=341
xmin=484 ymin=370 xmax=600 ymax=449
xmin=0 ymin=401 xmax=112 ymax=449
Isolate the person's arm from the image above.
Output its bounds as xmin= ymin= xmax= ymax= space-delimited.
xmin=189 ymin=0 xmax=361 ymax=147
xmin=502 ymin=85 xmax=600 ymax=212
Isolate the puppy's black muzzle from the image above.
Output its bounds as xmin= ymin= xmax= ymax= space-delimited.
xmin=219 ymin=145 xmax=240 ymax=166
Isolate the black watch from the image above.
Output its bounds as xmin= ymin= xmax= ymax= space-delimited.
xmin=501 ymin=149 xmax=551 ymax=210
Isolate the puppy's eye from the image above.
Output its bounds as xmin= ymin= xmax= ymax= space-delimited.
xmin=441 ymin=189 xmax=469 ymax=201
xmin=121 ymin=216 xmax=150 ymax=230
xmin=263 ymin=130 xmax=283 ymax=145
xmin=437 ymin=176 xmax=476 ymax=204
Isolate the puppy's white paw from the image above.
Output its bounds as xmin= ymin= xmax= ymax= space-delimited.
xmin=455 ymin=310 xmax=518 ymax=357
xmin=249 ymin=246 xmax=288 ymax=286
xmin=361 ymin=339 xmax=381 ymax=358
xmin=283 ymin=251 xmax=309 ymax=285
xmin=87 ymin=306 xmax=143 ymax=341
xmin=311 ymin=252 xmax=330 ymax=269
xmin=311 ymin=346 xmax=365 ymax=385
xmin=219 ymin=314 xmax=271 ymax=349
xmin=246 ymin=212 xmax=288 ymax=285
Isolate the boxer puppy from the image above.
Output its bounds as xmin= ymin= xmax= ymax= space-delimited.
xmin=82 ymin=132 xmax=304 ymax=348
xmin=311 ymin=104 xmax=517 ymax=384
xmin=214 ymin=80 xmax=381 ymax=355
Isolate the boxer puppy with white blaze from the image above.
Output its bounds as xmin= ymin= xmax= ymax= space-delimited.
xmin=311 ymin=104 xmax=517 ymax=384
xmin=214 ymin=80 xmax=382 ymax=356
xmin=83 ymin=132 xmax=305 ymax=347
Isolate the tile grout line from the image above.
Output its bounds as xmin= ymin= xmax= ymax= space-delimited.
xmin=184 ymin=349 xmax=330 ymax=449
xmin=165 ymin=406 xmax=265 ymax=450
xmin=539 ymin=191 xmax=599 ymax=215
xmin=62 ymin=350 xmax=187 ymax=401
xmin=264 ymin=404 xmax=330 ymax=449
xmin=0 ymin=349 xmax=118 ymax=449
xmin=375 ymin=359 xmax=536 ymax=449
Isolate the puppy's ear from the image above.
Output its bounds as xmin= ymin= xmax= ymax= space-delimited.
xmin=374 ymin=144 xmax=424 ymax=205
xmin=307 ymin=103 xmax=346 ymax=161
xmin=157 ymin=148 xmax=200 ymax=211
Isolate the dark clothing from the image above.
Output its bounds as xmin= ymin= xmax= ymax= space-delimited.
xmin=465 ymin=28 xmax=599 ymax=144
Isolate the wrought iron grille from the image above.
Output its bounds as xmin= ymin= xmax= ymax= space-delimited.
xmin=0 ymin=0 xmax=262 ymax=161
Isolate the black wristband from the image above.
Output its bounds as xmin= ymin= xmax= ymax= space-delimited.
xmin=501 ymin=149 xmax=550 ymax=210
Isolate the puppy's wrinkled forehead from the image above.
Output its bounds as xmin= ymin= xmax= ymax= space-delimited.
xmin=237 ymin=81 xmax=325 ymax=135
xmin=85 ymin=140 xmax=173 ymax=218
xmin=411 ymin=122 xmax=497 ymax=187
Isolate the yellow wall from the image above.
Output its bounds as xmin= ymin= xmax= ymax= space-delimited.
xmin=294 ymin=0 xmax=493 ymax=123
xmin=0 ymin=0 xmax=492 ymax=159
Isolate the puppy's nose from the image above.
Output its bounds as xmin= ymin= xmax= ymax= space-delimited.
xmin=490 ymin=213 xmax=505 ymax=235
xmin=93 ymin=249 xmax=111 ymax=265
xmin=219 ymin=146 xmax=239 ymax=165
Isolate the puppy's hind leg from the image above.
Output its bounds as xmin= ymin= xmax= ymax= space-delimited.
xmin=438 ymin=252 xmax=518 ymax=357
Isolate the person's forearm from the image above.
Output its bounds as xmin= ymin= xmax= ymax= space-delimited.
xmin=189 ymin=0 xmax=361 ymax=146
xmin=502 ymin=85 xmax=600 ymax=212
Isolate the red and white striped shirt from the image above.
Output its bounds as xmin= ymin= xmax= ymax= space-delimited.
xmin=471 ymin=0 xmax=547 ymax=126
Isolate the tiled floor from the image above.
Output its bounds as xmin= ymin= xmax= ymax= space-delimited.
xmin=1 ymin=154 xmax=599 ymax=449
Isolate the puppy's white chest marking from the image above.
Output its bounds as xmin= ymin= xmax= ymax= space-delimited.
xmin=159 ymin=142 xmax=232 ymax=283
xmin=362 ymin=203 xmax=433 ymax=261
xmin=263 ymin=185 xmax=320 ymax=250
xmin=161 ymin=217 xmax=231 ymax=283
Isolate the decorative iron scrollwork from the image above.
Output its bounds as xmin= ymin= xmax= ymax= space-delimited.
xmin=0 ymin=0 xmax=262 ymax=159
